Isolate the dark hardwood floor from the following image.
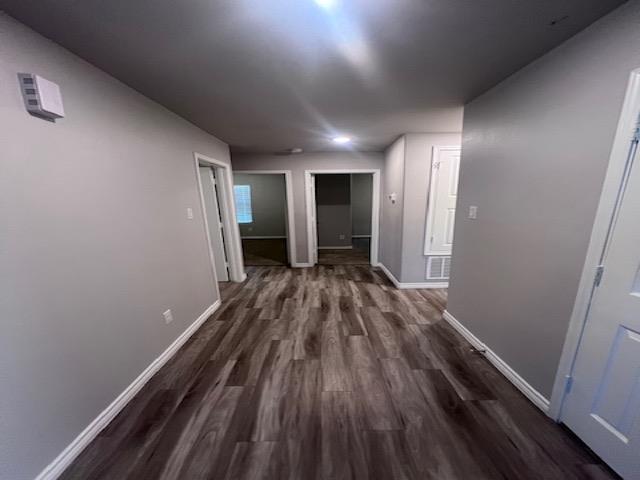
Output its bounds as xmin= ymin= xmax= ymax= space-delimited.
xmin=61 ymin=265 xmax=615 ymax=479
xmin=242 ymin=239 xmax=288 ymax=266
xmin=318 ymin=248 xmax=369 ymax=265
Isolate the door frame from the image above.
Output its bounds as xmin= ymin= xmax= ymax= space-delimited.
xmin=233 ymin=170 xmax=297 ymax=266
xmin=424 ymin=145 xmax=461 ymax=255
xmin=194 ymin=152 xmax=246 ymax=284
xmin=304 ymin=169 xmax=381 ymax=267
xmin=549 ymin=69 xmax=640 ymax=420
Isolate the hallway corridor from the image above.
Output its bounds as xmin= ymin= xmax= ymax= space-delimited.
xmin=61 ymin=266 xmax=614 ymax=479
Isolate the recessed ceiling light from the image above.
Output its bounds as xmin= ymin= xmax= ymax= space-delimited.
xmin=332 ymin=136 xmax=351 ymax=144
xmin=314 ymin=0 xmax=337 ymax=9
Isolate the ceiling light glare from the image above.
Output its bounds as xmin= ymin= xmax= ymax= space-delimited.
xmin=332 ymin=136 xmax=351 ymax=144
xmin=314 ymin=0 xmax=337 ymax=9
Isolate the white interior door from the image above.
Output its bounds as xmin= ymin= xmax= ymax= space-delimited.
xmin=425 ymin=146 xmax=461 ymax=255
xmin=200 ymin=166 xmax=229 ymax=282
xmin=310 ymin=174 xmax=318 ymax=264
xmin=561 ymin=131 xmax=640 ymax=478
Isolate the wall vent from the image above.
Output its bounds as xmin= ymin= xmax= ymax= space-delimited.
xmin=426 ymin=256 xmax=451 ymax=280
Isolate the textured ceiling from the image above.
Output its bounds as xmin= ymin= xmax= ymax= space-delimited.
xmin=0 ymin=0 xmax=625 ymax=152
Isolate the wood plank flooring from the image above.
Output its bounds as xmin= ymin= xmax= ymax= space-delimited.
xmin=242 ymin=239 xmax=288 ymax=266
xmin=317 ymin=248 xmax=369 ymax=265
xmin=61 ymin=265 xmax=616 ymax=479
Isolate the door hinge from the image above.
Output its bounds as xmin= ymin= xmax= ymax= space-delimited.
xmin=564 ymin=375 xmax=574 ymax=394
xmin=594 ymin=265 xmax=605 ymax=287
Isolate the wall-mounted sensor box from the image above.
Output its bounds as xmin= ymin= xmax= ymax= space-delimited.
xmin=18 ymin=73 xmax=65 ymax=120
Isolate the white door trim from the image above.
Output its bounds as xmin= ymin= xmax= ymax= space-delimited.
xmin=304 ymin=169 xmax=381 ymax=267
xmin=194 ymin=152 xmax=246 ymax=283
xmin=549 ymin=69 xmax=640 ymax=420
xmin=233 ymin=170 xmax=297 ymax=266
xmin=424 ymin=145 xmax=460 ymax=255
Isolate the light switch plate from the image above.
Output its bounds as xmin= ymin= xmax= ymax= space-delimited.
xmin=187 ymin=208 xmax=194 ymax=219
xmin=163 ymin=309 xmax=174 ymax=324
xmin=468 ymin=205 xmax=478 ymax=219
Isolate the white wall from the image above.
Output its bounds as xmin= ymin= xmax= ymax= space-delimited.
xmin=233 ymin=173 xmax=287 ymax=238
xmin=232 ymin=152 xmax=384 ymax=264
xmin=447 ymin=0 xmax=640 ymax=398
xmin=0 ymin=14 xmax=231 ymax=480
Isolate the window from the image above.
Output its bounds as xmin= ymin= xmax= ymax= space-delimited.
xmin=234 ymin=185 xmax=253 ymax=224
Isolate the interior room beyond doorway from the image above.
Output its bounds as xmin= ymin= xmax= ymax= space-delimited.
xmin=233 ymin=171 xmax=293 ymax=267
xmin=315 ymin=173 xmax=373 ymax=265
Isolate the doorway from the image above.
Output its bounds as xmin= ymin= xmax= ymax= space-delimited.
xmin=305 ymin=169 xmax=380 ymax=266
xmin=550 ymin=69 xmax=640 ymax=479
xmin=232 ymin=170 xmax=296 ymax=267
xmin=194 ymin=152 xmax=245 ymax=289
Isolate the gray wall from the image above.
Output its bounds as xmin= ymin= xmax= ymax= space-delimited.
xmin=232 ymin=152 xmax=384 ymax=264
xmin=379 ymin=133 xmax=463 ymax=283
xmin=316 ymin=174 xmax=352 ymax=248
xmin=401 ymin=133 xmax=462 ymax=283
xmin=351 ymin=174 xmax=373 ymax=237
xmin=380 ymin=137 xmax=406 ymax=277
xmin=0 ymin=15 xmax=231 ymax=480
xmin=233 ymin=173 xmax=287 ymax=238
xmin=447 ymin=0 xmax=640 ymax=398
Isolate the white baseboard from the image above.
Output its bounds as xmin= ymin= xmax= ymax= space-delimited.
xmin=292 ymin=262 xmax=314 ymax=268
xmin=240 ymin=236 xmax=287 ymax=239
xmin=318 ymin=246 xmax=353 ymax=250
xmin=377 ymin=263 xmax=448 ymax=289
xmin=442 ymin=310 xmax=550 ymax=413
xmin=419 ymin=281 xmax=449 ymax=289
xmin=34 ymin=300 xmax=221 ymax=480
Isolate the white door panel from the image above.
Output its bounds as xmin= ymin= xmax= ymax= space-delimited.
xmin=561 ymin=124 xmax=640 ymax=478
xmin=425 ymin=146 xmax=461 ymax=255
xmin=311 ymin=175 xmax=318 ymax=264
xmin=200 ymin=167 xmax=229 ymax=282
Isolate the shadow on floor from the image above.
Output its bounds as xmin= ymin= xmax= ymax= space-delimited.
xmin=242 ymin=238 xmax=288 ymax=266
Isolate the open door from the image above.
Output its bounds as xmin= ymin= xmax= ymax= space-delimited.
xmin=559 ymin=112 xmax=640 ymax=477
xmin=309 ymin=173 xmax=318 ymax=265
xmin=199 ymin=166 xmax=229 ymax=282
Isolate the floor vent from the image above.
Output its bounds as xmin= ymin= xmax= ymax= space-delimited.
xmin=426 ymin=256 xmax=451 ymax=280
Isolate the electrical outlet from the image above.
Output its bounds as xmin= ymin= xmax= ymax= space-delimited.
xmin=163 ymin=309 xmax=174 ymax=324
xmin=468 ymin=206 xmax=478 ymax=219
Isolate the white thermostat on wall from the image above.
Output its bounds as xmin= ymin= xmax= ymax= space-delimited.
xmin=18 ymin=73 xmax=65 ymax=120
